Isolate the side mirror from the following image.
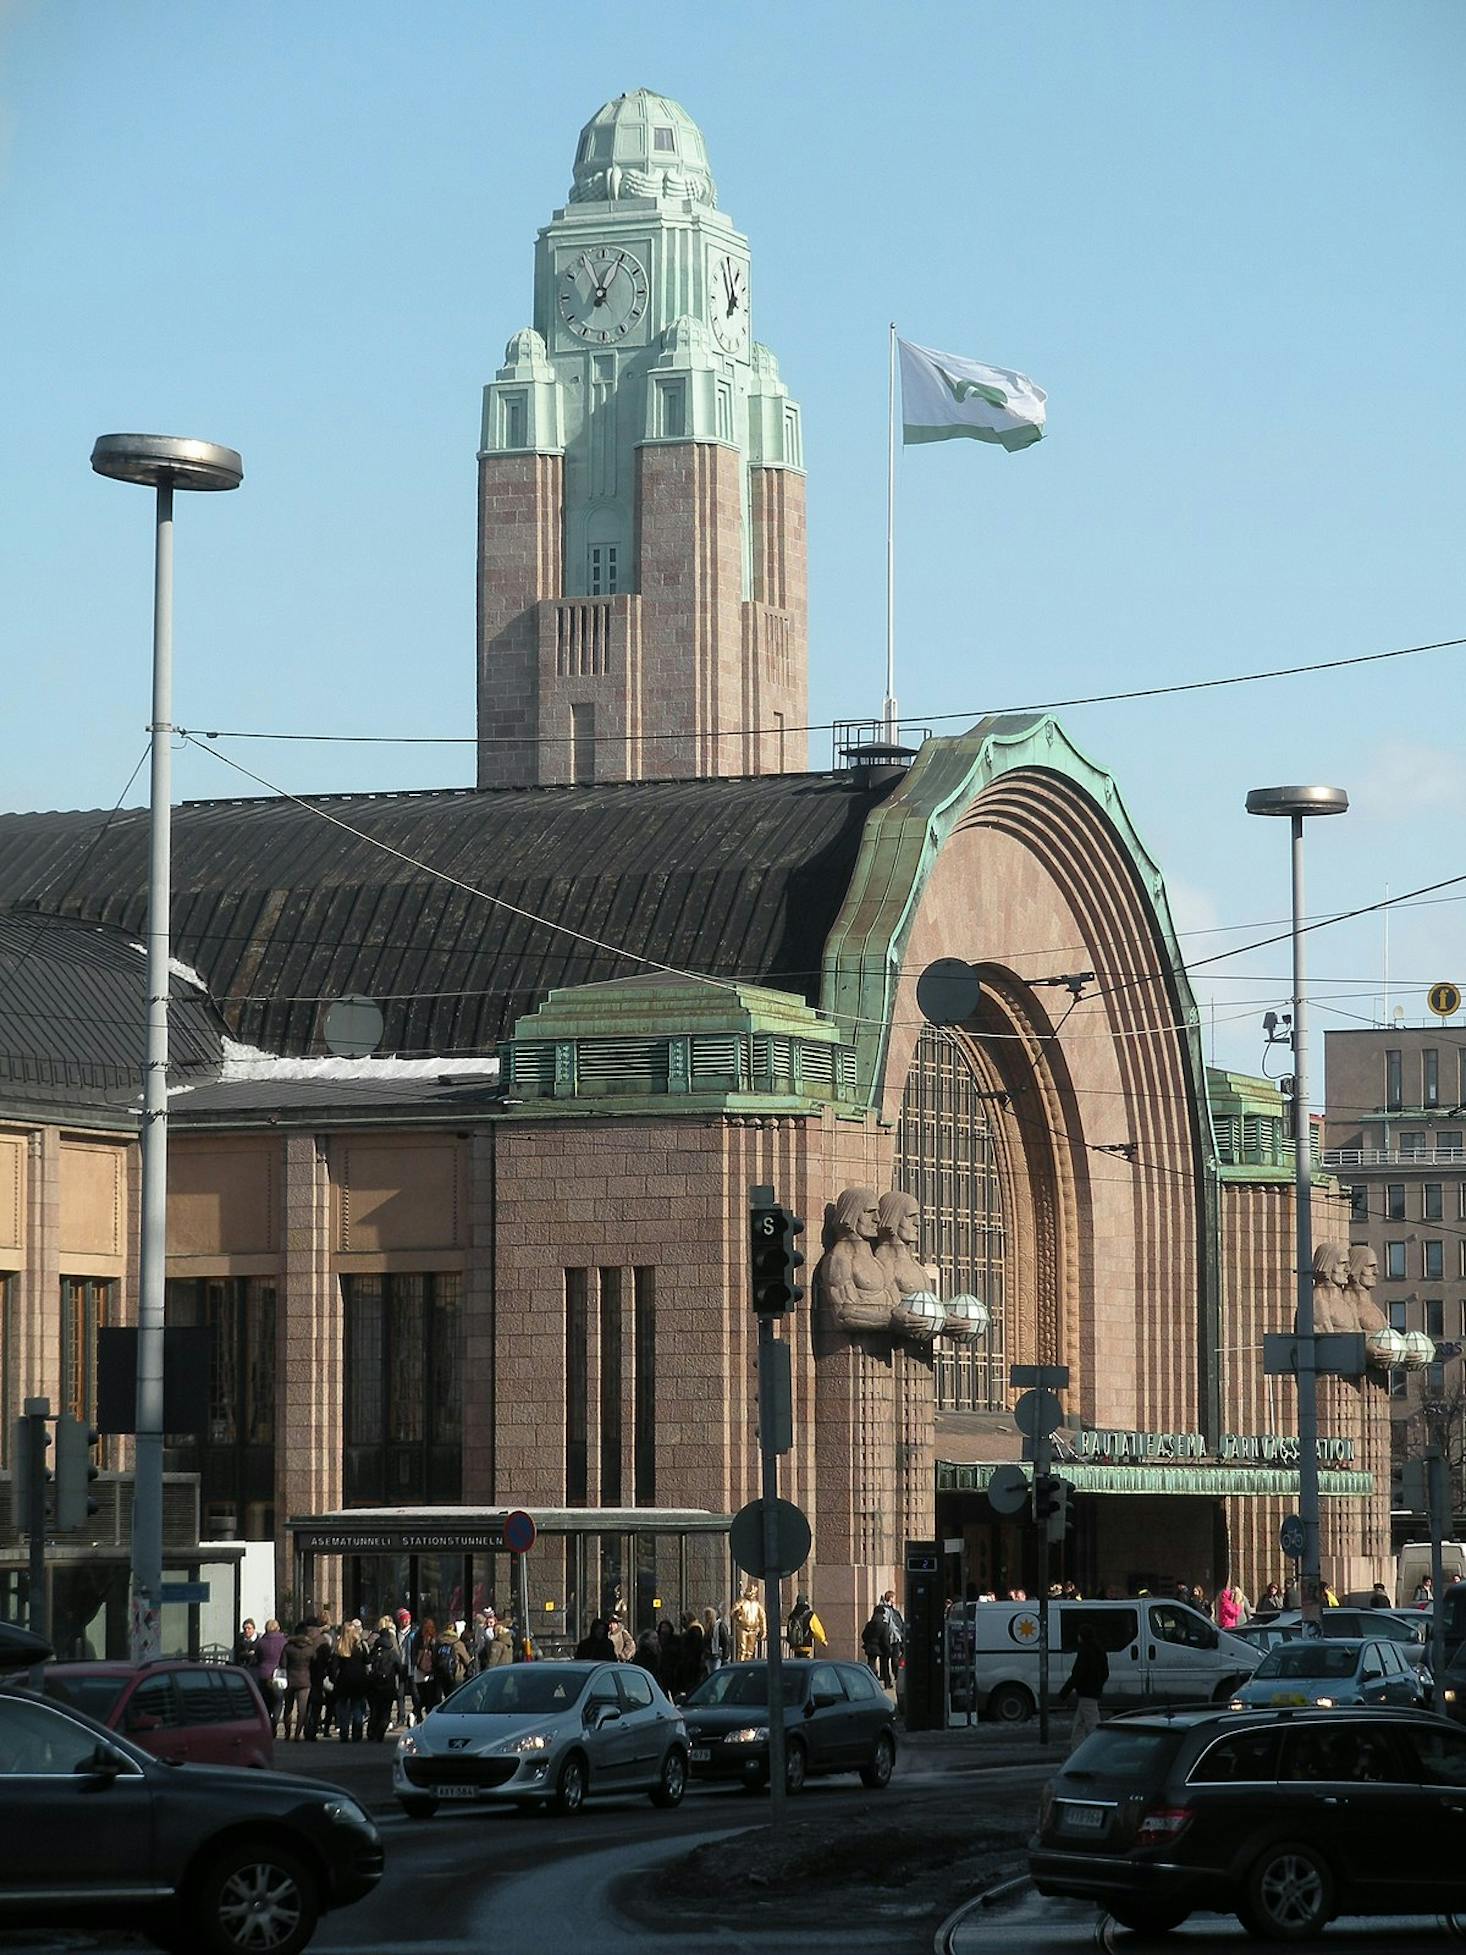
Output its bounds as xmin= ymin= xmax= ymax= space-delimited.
xmin=78 ymin=1744 xmax=123 ymax=1787
xmin=811 ymin=1691 xmax=841 ymax=1710
xmin=586 ymin=1703 xmax=620 ymax=1728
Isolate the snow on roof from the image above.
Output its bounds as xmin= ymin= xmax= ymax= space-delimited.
xmin=216 ymin=1037 xmax=499 ymax=1083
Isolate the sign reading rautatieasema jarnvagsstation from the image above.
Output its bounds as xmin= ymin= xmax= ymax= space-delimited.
xmin=1076 ymin=1428 xmax=1355 ymax=1467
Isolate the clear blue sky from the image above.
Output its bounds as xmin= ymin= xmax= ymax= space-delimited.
xmin=3 ymin=1 xmax=1462 ymax=1082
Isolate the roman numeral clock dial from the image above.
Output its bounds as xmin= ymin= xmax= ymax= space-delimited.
xmin=557 ymin=247 xmax=649 ymax=342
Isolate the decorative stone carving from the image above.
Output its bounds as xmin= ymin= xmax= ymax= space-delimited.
xmin=731 ymin=1579 xmax=765 ymax=1661
xmin=1343 ymin=1243 xmax=1388 ymax=1337
xmin=814 ymin=1187 xmax=897 ymax=1331
xmin=876 ymin=1191 xmax=945 ymax=1340
xmin=1306 ymin=1241 xmax=1356 ymax=1335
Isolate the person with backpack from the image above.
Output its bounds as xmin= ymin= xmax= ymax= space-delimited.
xmin=786 ymin=1592 xmax=827 ymax=1659
xmin=366 ymin=1617 xmax=400 ymax=1741
xmin=304 ymin=1619 xmax=336 ymax=1741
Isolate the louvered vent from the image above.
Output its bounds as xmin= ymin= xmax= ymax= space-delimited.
xmin=576 ymin=1038 xmax=669 ymax=1093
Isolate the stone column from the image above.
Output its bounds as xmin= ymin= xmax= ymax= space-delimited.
xmin=278 ymin=1134 xmax=340 ymax=1609
xmin=462 ymin=1133 xmax=496 ymax=1503
xmin=812 ymin=1325 xmax=897 ymax=1659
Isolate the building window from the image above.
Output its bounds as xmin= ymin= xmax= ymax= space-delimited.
xmin=634 ymin=1266 xmax=656 ymax=1504
xmin=1460 ymin=1241 xmax=1466 ymax=1280
xmin=1424 ymin=1049 xmax=1440 ymax=1107
xmin=773 ymin=709 xmax=786 ymax=773
xmin=1388 ymin=1300 xmax=1407 ymax=1331
xmin=658 ymin=380 xmax=686 ymax=440
xmin=60 ymin=1278 xmax=115 ymax=1426
xmin=1425 ymin=1240 xmax=1444 ymax=1281
xmin=1390 ymin=1368 xmax=1407 ymax=1398
xmin=653 ymin=125 xmax=675 ymax=152
xmin=896 ymin=1025 xmax=1006 ymax=1413
xmin=589 ymin=543 xmax=618 ymax=596
xmin=1401 ymin=1131 xmax=1426 ymax=1159
xmin=565 ymin=1268 xmax=589 ymax=1505
xmin=343 ymin=1274 xmax=461 ymax=1506
xmin=1427 ymin=1299 xmax=1445 ymax=1338
xmin=1425 ymin=1183 xmax=1443 ymax=1221
xmin=571 ymin=701 xmax=596 ymax=785
xmin=1386 ymin=1049 xmax=1403 ymax=1110
xmin=716 ymin=381 xmax=733 ymax=443
xmin=502 ymin=393 xmax=526 ymax=450
xmin=164 ymin=1278 xmax=277 ymax=1539
xmin=1460 ymin=1048 xmax=1466 ymax=1104
xmin=1440 ymin=1130 xmax=1463 ymax=1156
xmin=1387 ymin=1184 xmax=1406 ymax=1220
xmin=1386 ymin=1242 xmax=1407 ymax=1280
xmin=599 ymin=1268 xmax=623 ymax=1506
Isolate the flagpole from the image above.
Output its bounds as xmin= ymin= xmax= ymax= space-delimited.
xmin=884 ymin=321 xmax=897 ymax=742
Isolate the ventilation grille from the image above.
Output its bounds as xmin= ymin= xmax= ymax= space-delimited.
xmin=555 ymin=601 xmax=612 ymax=676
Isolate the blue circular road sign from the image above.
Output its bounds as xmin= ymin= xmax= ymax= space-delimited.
xmin=1279 ymin=1514 xmax=1305 ymax=1561
xmin=505 ymin=1509 xmax=537 ymax=1555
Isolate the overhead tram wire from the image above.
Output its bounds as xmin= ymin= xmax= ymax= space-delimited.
xmin=174 ymin=627 xmax=1466 ymax=753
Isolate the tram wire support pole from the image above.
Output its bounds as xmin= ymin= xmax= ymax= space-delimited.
xmin=758 ymin=1311 xmax=787 ymax=1823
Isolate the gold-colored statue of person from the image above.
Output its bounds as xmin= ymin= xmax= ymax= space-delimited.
xmin=814 ymin=1187 xmax=898 ymax=1331
xmin=731 ymin=1578 xmax=765 ymax=1661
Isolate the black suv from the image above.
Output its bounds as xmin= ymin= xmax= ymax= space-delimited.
xmin=1031 ymin=1705 xmax=1466 ymax=1938
xmin=0 ymin=1685 xmax=382 ymax=1954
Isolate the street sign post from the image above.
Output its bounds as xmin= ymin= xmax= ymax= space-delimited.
xmin=1012 ymin=1389 xmax=1064 ymax=1443
xmin=1279 ymin=1514 xmax=1305 ymax=1561
xmin=916 ymin=958 xmax=983 ymax=1028
xmin=1008 ymin=1364 xmax=1067 ymax=1744
xmin=730 ymin=1497 xmax=811 ymax=1580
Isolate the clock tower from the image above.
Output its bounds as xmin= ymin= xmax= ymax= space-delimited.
xmin=476 ymin=90 xmax=807 ymax=786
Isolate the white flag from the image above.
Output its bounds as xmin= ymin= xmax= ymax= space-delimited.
xmin=898 ymin=338 xmax=1046 ymax=453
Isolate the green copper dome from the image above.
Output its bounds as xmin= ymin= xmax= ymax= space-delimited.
xmin=569 ymin=89 xmax=717 ymax=207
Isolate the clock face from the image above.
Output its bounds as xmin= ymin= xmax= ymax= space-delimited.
xmin=557 ymin=246 xmax=649 ymax=343
xmin=710 ymin=252 xmax=748 ymax=353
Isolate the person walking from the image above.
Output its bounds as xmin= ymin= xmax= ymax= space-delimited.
xmin=366 ymin=1618 xmax=400 ymax=1742
xmin=334 ymin=1620 xmax=370 ymax=1742
xmin=701 ymin=1605 xmax=730 ymax=1677
xmin=786 ymin=1592 xmax=827 ymax=1659
xmin=575 ymin=1617 xmax=616 ymax=1660
xmin=485 ymin=1613 xmax=514 ymax=1667
xmin=304 ymin=1618 xmax=336 ymax=1741
xmin=1058 ymin=1625 xmax=1108 ymax=1753
xmin=1254 ymin=1582 xmax=1283 ymax=1621
xmin=281 ymin=1621 xmax=315 ymax=1739
xmin=1215 ymin=1581 xmax=1249 ymax=1632
xmin=234 ymin=1618 xmax=260 ymax=1675
xmin=254 ymin=1618 xmax=288 ymax=1732
xmin=395 ymin=1609 xmax=419 ymax=1725
xmin=607 ymin=1611 xmax=636 ymax=1662
xmin=1370 ymin=1580 xmax=1394 ymax=1609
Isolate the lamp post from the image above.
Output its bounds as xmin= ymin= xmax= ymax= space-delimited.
xmin=90 ymin=435 xmax=243 ymax=1658
xmin=1245 ymin=783 xmax=1348 ymax=1622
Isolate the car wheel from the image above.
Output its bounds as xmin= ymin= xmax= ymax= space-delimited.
xmin=1107 ymin=1901 xmax=1191 ymax=1935
xmin=398 ymin=1795 xmax=438 ymax=1819
xmin=1240 ymin=1840 xmax=1334 ymax=1941
xmin=859 ymin=1731 xmax=895 ymax=1789
xmin=784 ymin=1739 xmax=808 ymax=1795
xmin=191 ymin=1839 xmax=319 ymax=1955
xmin=649 ymin=1746 xmax=687 ymax=1808
xmin=987 ymin=1683 xmax=1033 ymax=1725
xmin=552 ymin=1750 xmax=588 ymax=1815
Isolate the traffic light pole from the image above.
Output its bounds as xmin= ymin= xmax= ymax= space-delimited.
xmin=22 ymin=1398 xmax=50 ymax=1675
xmin=1036 ymin=1431 xmax=1051 ymax=1746
xmin=758 ymin=1312 xmax=787 ymax=1822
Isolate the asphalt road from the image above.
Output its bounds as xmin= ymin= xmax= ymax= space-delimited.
xmin=0 ymin=1731 xmax=1060 ymax=1955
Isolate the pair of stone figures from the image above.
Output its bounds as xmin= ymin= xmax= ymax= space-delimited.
xmin=813 ymin=1188 xmax=940 ymax=1336
xmin=1310 ymin=1242 xmax=1387 ymax=1336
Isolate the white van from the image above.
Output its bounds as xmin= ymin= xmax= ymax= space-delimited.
xmin=966 ymin=1598 xmax=1261 ymax=1722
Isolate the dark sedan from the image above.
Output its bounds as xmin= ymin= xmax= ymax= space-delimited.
xmin=0 ymin=1686 xmax=382 ymax=1954
xmin=681 ymin=1659 xmax=895 ymax=1794
xmin=1031 ymin=1705 xmax=1466 ymax=1938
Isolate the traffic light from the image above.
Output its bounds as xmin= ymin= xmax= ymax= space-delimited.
xmin=1032 ymin=1473 xmax=1060 ymax=1525
xmin=1046 ymin=1479 xmax=1071 ymax=1545
xmin=55 ymin=1414 xmax=101 ymax=1529
xmin=12 ymin=1412 xmax=52 ymax=1535
xmin=750 ymin=1199 xmax=806 ymax=1315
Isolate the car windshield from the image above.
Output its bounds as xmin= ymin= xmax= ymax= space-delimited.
xmin=1257 ymin=1644 xmax=1360 ymax=1679
xmin=42 ymin=1674 xmax=127 ymax=1723
xmin=684 ymin=1668 xmax=805 ymax=1708
xmin=443 ymin=1666 xmax=595 ymax=1715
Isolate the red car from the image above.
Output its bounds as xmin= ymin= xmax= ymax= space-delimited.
xmin=41 ymin=1659 xmax=274 ymax=1768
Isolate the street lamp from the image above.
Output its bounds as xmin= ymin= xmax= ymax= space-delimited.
xmin=91 ymin=434 xmax=243 ymax=1658
xmin=1246 ymin=783 xmax=1348 ymax=1622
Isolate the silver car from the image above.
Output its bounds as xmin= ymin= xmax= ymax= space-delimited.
xmin=393 ymin=1661 xmax=688 ymax=1817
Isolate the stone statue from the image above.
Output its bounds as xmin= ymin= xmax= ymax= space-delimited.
xmin=1307 ymin=1241 xmax=1355 ymax=1335
xmin=731 ymin=1579 xmax=765 ymax=1661
xmin=876 ymin=1191 xmax=944 ymax=1340
xmin=1343 ymin=1243 xmax=1388 ymax=1336
xmin=814 ymin=1187 xmax=897 ymax=1331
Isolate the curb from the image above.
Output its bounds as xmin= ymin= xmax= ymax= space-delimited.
xmin=932 ymin=1870 xmax=1029 ymax=1955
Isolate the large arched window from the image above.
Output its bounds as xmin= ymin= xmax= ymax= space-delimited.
xmin=896 ymin=1025 xmax=1006 ymax=1410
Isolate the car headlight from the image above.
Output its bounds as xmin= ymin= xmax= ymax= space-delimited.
xmin=396 ymin=1732 xmax=419 ymax=1757
xmin=726 ymin=1726 xmax=769 ymax=1745
xmin=1228 ymin=1699 xmax=1244 ymax=1711
xmin=322 ymin=1797 xmax=371 ymax=1828
xmin=1314 ymin=1696 xmax=1334 ymax=1708
xmin=1445 ymin=1688 xmax=1457 ymax=1703
xmin=500 ymin=1729 xmax=554 ymax=1754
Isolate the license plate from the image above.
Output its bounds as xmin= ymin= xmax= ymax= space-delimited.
xmin=690 ymin=1748 xmax=711 ymax=1762
xmin=1270 ymin=1693 xmax=1309 ymax=1706
xmin=435 ymin=1784 xmax=480 ymax=1799
xmin=1062 ymin=1804 xmax=1107 ymax=1832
